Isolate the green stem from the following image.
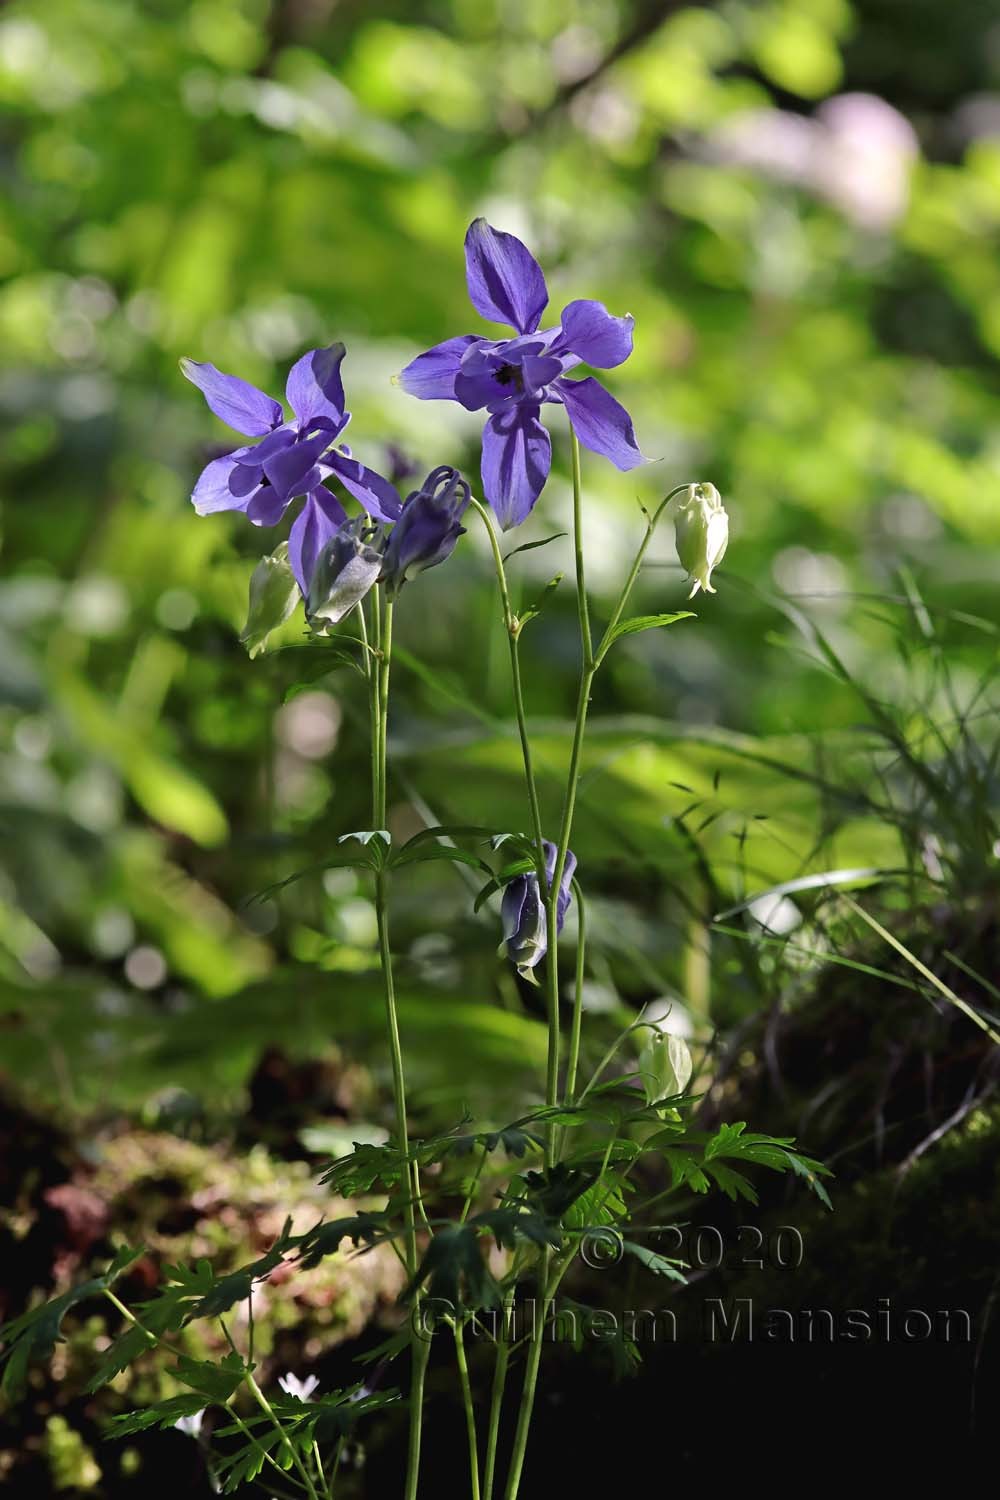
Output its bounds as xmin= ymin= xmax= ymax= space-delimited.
xmin=329 ymin=1438 xmax=345 ymax=1493
xmin=501 ymin=1252 xmax=575 ymax=1500
xmin=358 ymin=600 xmax=380 ymax=829
xmin=376 ymin=872 xmax=414 ymax=1272
xmin=370 ymin=587 xmax=427 ymax=1499
xmin=459 ymin=1142 xmax=490 ymax=1224
xmin=570 ymin=429 xmax=594 ymax=671
xmin=247 ymin=1371 xmax=321 ymax=1500
xmin=541 ymin=429 xmax=595 ymax=1159
xmin=482 ymin=1293 xmax=514 ymax=1500
xmin=103 ymin=1292 xmax=308 ymax=1496
xmin=593 ymin=482 xmax=693 ymax=666
xmin=404 ymin=1334 xmax=432 ymax=1500
xmin=453 ymin=1321 xmax=482 ymax=1500
xmin=376 ymin=594 xmax=392 ymax=828
xmin=469 ymin=497 xmax=546 ymax=866
xmin=564 ymin=878 xmax=587 ymax=1106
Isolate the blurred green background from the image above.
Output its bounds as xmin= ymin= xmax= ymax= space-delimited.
xmin=3 ymin=0 xmax=1000 ymax=1491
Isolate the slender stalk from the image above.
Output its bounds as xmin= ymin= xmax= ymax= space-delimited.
xmin=468 ymin=497 xmax=546 ymax=868
xmin=453 ymin=1321 xmax=482 ymax=1500
xmin=329 ymin=1438 xmax=345 ymax=1492
xmin=482 ymin=1293 xmax=514 ymax=1500
xmin=101 ymin=1292 xmax=310 ymax=1496
xmin=569 ymin=429 xmax=593 ymax=671
xmin=357 ymin=600 xmax=380 ymax=830
xmin=375 ymin=876 xmax=414 ymax=1267
xmin=376 ymin=595 xmax=392 ymax=828
xmin=369 ymin=587 xmax=427 ymax=1499
xmin=247 ymin=1370 xmax=321 ymax=1500
xmin=593 ymin=482 xmax=693 ymax=666
xmin=405 ymin=1335 xmax=432 ymax=1500
xmin=564 ymin=878 xmax=587 ymax=1105
xmin=541 ymin=430 xmax=595 ymax=1154
xmin=501 ymin=1252 xmax=575 ymax=1500
xmin=459 ymin=1142 xmax=490 ymax=1224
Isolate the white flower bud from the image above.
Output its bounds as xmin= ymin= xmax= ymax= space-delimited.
xmin=673 ymin=482 xmax=729 ymax=597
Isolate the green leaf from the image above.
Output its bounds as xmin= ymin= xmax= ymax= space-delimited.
xmin=703 ymin=1161 xmax=760 ymax=1204
xmin=283 ymin=646 xmax=367 ymax=695
xmin=1 ymin=1246 xmax=145 ymax=1398
xmin=396 ymin=824 xmax=500 ymax=854
xmin=597 ymin=612 xmax=695 ymax=661
xmin=403 ymin=1223 xmax=502 ymax=1311
xmin=501 ymin=531 xmax=567 ymax=563
xmin=470 ymin=1207 xmax=562 ymax=1252
xmin=515 ymin=573 xmax=563 ymax=631
xmin=295 ymin=1212 xmax=392 ymax=1269
xmin=391 ymin=844 xmax=493 ymax=877
xmin=85 ymin=1323 xmax=152 ymax=1392
xmin=621 ymin=1241 xmax=688 ymax=1283
xmin=173 ymin=1351 xmax=248 ymax=1401
xmin=107 ymin=1394 xmax=209 ymax=1438
xmin=521 ymin=1163 xmax=601 ymax=1219
xmin=190 ymin=1226 xmax=297 ymax=1319
xmin=474 ymin=857 xmax=536 ymax=912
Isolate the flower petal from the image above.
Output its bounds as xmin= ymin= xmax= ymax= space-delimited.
xmin=325 ymin=451 xmax=402 ymax=523
xmin=397 ymin=336 xmax=482 ymax=400
xmin=481 ymin=405 xmax=552 ymax=529
xmin=558 ymin=299 xmax=634 ymax=369
xmin=245 ymin=488 xmax=289 ymax=527
xmin=288 ymin=490 xmax=349 ymax=595
xmin=228 ymin=462 xmax=263 ymax=498
xmin=231 ymin=425 xmax=296 ymax=466
xmin=180 ymin=359 xmax=283 ymax=436
xmin=191 ymin=454 xmax=256 ymax=515
xmin=261 ymin=431 xmax=334 ymax=505
xmin=555 ymin=376 xmax=645 ymax=471
xmin=285 ymin=344 xmax=347 ymax=429
xmin=465 ymin=218 xmax=548 ymax=334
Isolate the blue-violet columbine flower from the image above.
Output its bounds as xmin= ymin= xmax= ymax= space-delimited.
xmin=380 ymin=466 xmax=470 ymax=597
xmin=182 ymin=343 xmax=401 ymax=593
xmin=397 ymin=219 xmax=644 ymax=528
xmin=501 ymin=840 xmax=577 ymax=978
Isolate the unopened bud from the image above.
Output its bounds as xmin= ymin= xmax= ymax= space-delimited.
xmin=306 ymin=518 xmax=383 ymax=631
xmin=674 ymin=483 xmax=728 ymax=598
xmin=240 ymin=542 xmax=300 ymax=659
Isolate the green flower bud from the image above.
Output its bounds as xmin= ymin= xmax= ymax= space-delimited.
xmin=674 ymin=482 xmax=728 ymax=598
xmin=240 ymin=542 xmax=300 ymax=659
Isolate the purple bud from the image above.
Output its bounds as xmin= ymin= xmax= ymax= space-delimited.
xmin=380 ymin=466 xmax=470 ymax=597
xmin=501 ymin=839 xmax=576 ymax=978
xmin=306 ymin=517 xmax=383 ymax=629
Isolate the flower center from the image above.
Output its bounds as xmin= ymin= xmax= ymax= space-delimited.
xmin=495 ymin=362 xmax=522 ymax=391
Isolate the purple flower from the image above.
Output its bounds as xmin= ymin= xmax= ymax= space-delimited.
xmin=182 ymin=344 xmax=402 ymax=592
xmin=380 ymin=466 xmax=470 ymax=597
xmin=501 ymin=840 xmax=577 ymax=978
xmin=397 ymin=220 xmax=644 ymax=528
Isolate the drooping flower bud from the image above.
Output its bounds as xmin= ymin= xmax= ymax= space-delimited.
xmin=673 ymin=482 xmax=729 ymax=598
xmin=240 ymin=541 xmax=300 ymax=659
xmin=501 ymin=840 xmax=577 ymax=979
xmin=306 ymin=517 xmax=383 ymax=631
xmin=380 ymin=466 xmax=470 ymax=598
